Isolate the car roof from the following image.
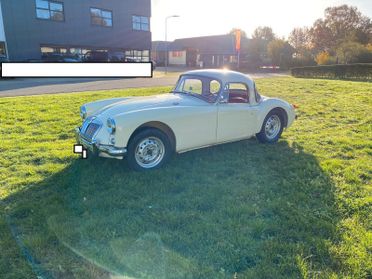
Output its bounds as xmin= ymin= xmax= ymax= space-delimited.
xmin=182 ymin=69 xmax=255 ymax=86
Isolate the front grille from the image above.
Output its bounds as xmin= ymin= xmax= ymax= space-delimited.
xmin=82 ymin=123 xmax=101 ymax=141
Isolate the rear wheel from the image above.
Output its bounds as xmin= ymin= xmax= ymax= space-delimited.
xmin=256 ymin=110 xmax=285 ymax=143
xmin=127 ymin=128 xmax=172 ymax=171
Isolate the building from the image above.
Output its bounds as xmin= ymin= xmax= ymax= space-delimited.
xmin=151 ymin=41 xmax=170 ymax=66
xmin=0 ymin=0 xmax=151 ymax=61
xmin=0 ymin=2 xmax=6 ymax=58
xmin=152 ymin=34 xmax=241 ymax=68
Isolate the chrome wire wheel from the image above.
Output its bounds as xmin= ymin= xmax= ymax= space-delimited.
xmin=134 ymin=137 xmax=165 ymax=169
xmin=265 ymin=115 xmax=282 ymax=140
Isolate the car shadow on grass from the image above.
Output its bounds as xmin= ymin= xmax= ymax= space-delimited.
xmin=4 ymin=139 xmax=340 ymax=279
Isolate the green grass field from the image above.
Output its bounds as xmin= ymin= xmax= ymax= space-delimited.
xmin=0 ymin=78 xmax=371 ymax=279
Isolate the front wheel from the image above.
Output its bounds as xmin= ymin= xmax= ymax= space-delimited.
xmin=256 ymin=110 xmax=285 ymax=143
xmin=127 ymin=129 xmax=172 ymax=171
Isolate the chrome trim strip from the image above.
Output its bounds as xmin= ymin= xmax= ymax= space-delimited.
xmin=177 ymin=136 xmax=255 ymax=154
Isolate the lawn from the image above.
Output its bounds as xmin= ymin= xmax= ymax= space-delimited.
xmin=0 ymin=78 xmax=371 ymax=279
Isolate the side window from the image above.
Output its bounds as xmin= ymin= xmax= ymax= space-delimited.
xmin=210 ymin=80 xmax=221 ymax=94
xmin=182 ymin=79 xmax=202 ymax=94
xmin=227 ymin=83 xmax=249 ymax=104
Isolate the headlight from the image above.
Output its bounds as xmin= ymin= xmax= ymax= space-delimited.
xmin=80 ymin=106 xmax=87 ymax=120
xmin=107 ymin=118 xmax=116 ymax=134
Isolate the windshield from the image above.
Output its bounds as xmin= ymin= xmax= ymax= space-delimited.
xmin=173 ymin=75 xmax=221 ymax=103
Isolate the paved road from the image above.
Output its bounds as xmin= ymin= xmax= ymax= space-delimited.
xmin=0 ymin=72 xmax=289 ymax=98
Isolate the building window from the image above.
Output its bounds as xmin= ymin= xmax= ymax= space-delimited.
xmin=41 ymin=46 xmax=68 ymax=55
xmin=125 ymin=50 xmax=150 ymax=62
xmin=132 ymin=16 xmax=149 ymax=31
xmin=90 ymin=8 xmax=113 ymax=27
xmin=40 ymin=45 xmax=128 ymax=61
xmin=172 ymin=51 xmax=183 ymax=58
xmin=35 ymin=0 xmax=64 ymax=21
xmin=0 ymin=42 xmax=6 ymax=56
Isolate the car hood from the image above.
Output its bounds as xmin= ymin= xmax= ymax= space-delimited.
xmin=94 ymin=93 xmax=207 ymax=118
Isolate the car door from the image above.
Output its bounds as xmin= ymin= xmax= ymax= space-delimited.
xmin=172 ymin=77 xmax=219 ymax=152
xmin=217 ymin=83 xmax=259 ymax=142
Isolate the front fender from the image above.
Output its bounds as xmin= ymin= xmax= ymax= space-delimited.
xmin=112 ymin=107 xmax=181 ymax=149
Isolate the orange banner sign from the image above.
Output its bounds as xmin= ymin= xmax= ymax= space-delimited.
xmin=235 ymin=30 xmax=241 ymax=51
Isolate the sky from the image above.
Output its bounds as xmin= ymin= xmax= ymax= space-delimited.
xmin=151 ymin=0 xmax=372 ymax=41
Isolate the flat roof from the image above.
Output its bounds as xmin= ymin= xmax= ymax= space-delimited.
xmin=182 ymin=69 xmax=255 ymax=86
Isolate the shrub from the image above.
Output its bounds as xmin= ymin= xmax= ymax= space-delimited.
xmin=291 ymin=64 xmax=372 ymax=81
xmin=316 ymin=51 xmax=332 ymax=65
xmin=290 ymin=56 xmax=317 ymax=68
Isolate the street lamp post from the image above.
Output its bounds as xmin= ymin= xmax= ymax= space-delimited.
xmin=165 ymin=15 xmax=180 ymax=74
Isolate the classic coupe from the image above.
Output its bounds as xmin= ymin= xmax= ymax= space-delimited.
xmin=76 ymin=70 xmax=296 ymax=171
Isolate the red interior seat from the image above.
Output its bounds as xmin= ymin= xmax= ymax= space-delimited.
xmin=229 ymin=90 xmax=248 ymax=103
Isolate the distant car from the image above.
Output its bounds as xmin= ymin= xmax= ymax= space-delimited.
xmin=83 ymin=51 xmax=125 ymax=62
xmin=83 ymin=51 xmax=109 ymax=62
xmin=125 ymin=58 xmax=156 ymax=70
xmin=0 ymin=55 xmax=9 ymax=62
xmin=42 ymin=54 xmax=81 ymax=62
xmin=124 ymin=57 xmax=138 ymax=63
xmin=76 ymin=70 xmax=296 ymax=171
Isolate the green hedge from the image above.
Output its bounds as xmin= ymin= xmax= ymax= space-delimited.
xmin=291 ymin=64 xmax=372 ymax=81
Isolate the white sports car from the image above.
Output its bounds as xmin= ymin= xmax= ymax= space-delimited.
xmin=76 ymin=70 xmax=296 ymax=171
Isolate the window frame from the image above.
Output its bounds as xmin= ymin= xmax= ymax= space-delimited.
xmin=174 ymin=74 xmax=223 ymax=103
xmin=132 ymin=15 xmax=150 ymax=31
xmin=225 ymin=82 xmax=250 ymax=104
xmin=35 ymin=0 xmax=65 ymax=22
xmin=254 ymin=83 xmax=262 ymax=103
xmin=90 ymin=7 xmax=113 ymax=28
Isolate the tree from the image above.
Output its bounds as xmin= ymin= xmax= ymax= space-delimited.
xmin=229 ymin=28 xmax=247 ymax=38
xmin=323 ymin=5 xmax=371 ymax=44
xmin=309 ymin=5 xmax=372 ymax=52
xmin=289 ymin=27 xmax=311 ymax=54
xmin=252 ymin=26 xmax=276 ymax=42
xmin=267 ymin=39 xmax=295 ymax=69
xmin=288 ymin=27 xmax=316 ymax=66
xmin=241 ymin=39 xmax=267 ymax=70
xmin=336 ymin=41 xmax=372 ymax=64
xmin=309 ymin=19 xmax=333 ymax=53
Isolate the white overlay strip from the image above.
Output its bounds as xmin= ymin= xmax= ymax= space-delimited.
xmin=1 ymin=63 xmax=152 ymax=78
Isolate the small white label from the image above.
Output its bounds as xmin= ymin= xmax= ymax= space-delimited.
xmin=74 ymin=145 xmax=83 ymax=153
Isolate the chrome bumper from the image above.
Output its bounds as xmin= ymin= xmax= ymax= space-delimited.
xmin=75 ymin=128 xmax=127 ymax=159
